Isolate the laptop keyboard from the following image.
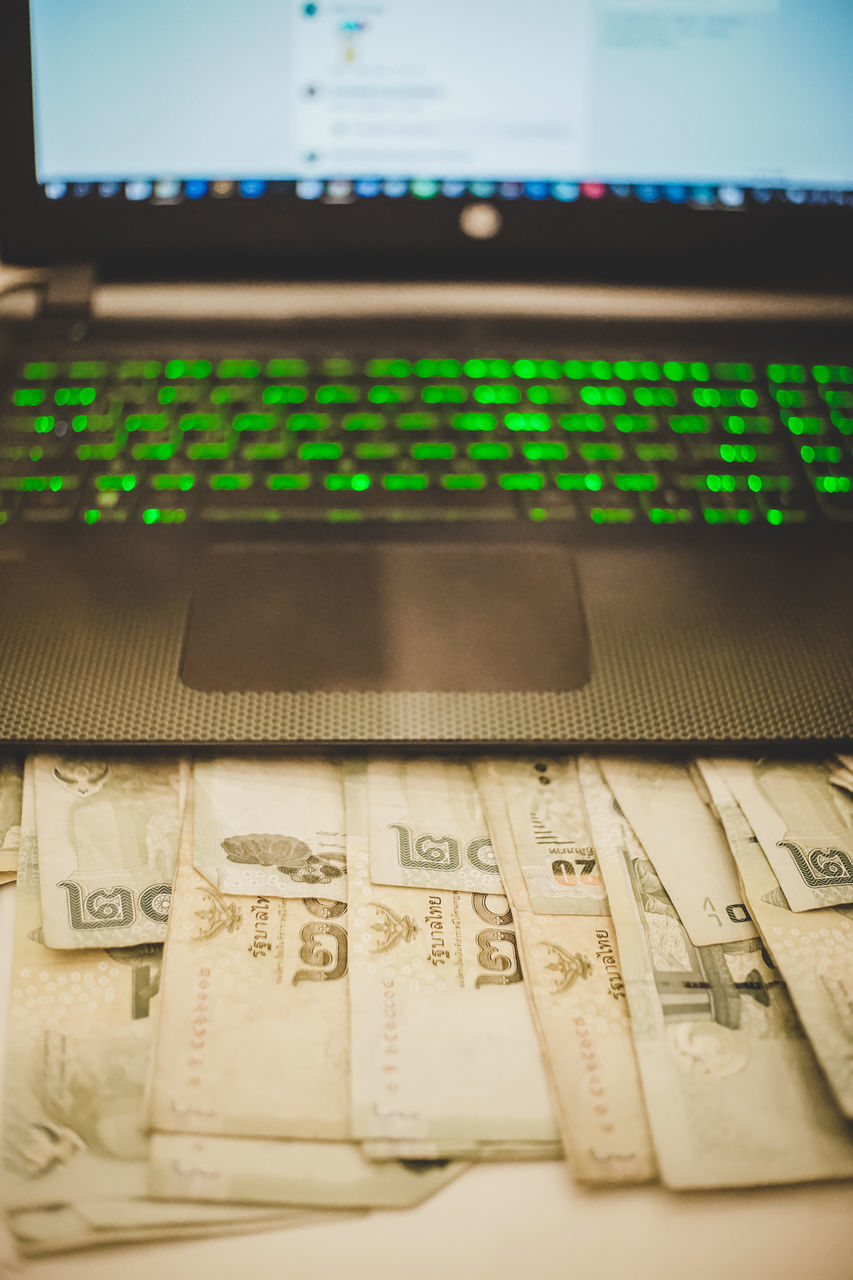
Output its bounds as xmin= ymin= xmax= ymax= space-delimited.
xmin=2 ymin=354 xmax=852 ymax=527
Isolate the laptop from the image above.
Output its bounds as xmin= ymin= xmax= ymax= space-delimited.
xmin=0 ymin=0 xmax=851 ymax=749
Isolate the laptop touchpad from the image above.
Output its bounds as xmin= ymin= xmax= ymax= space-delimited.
xmin=181 ymin=542 xmax=589 ymax=693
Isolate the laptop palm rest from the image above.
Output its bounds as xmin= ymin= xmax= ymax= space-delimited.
xmin=180 ymin=542 xmax=589 ymax=694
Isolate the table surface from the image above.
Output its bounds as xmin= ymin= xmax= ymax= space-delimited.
xmin=1 ymin=882 xmax=852 ymax=1280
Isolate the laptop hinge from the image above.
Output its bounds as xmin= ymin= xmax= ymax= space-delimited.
xmin=39 ymin=261 xmax=97 ymax=336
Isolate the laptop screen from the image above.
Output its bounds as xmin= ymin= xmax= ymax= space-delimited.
xmin=27 ymin=0 xmax=853 ymax=213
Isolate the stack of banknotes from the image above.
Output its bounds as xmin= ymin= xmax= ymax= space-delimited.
xmin=1 ymin=750 xmax=852 ymax=1257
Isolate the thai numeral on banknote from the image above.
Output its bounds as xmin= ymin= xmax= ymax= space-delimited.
xmin=292 ymin=923 xmax=348 ymax=985
xmin=474 ymin=929 xmax=523 ymax=987
xmin=389 ymin=824 xmax=499 ymax=877
xmin=59 ymin=880 xmax=171 ymax=931
xmin=777 ymin=841 xmax=853 ymax=888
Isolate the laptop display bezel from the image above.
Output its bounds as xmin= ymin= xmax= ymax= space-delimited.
xmin=2 ymin=0 xmax=852 ymax=285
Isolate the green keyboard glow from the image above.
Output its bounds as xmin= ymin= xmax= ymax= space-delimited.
xmin=1 ymin=355 xmax=851 ymax=527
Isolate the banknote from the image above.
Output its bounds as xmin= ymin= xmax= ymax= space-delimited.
xmin=718 ymin=758 xmax=853 ymax=912
xmin=359 ymin=1139 xmax=562 ymax=1162
xmin=699 ymin=759 xmax=853 ymax=1120
xmin=599 ymin=756 xmax=758 ymax=947
xmin=7 ymin=1203 xmax=328 ymax=1258
xmin=149 ymin=794 xmax=350 ymax=1142
xmin=0 ymin=758 xmax=22 ymax=873
xmin=582 ymin=756 xmax=853 ymax=1189
xmin=193 ymin=757 xmax=347 ymax=902
xmin=149 ymin=1134 xmax=464 ymax=1208
xmin=479 ymin=756 xmax=609 ymax=915
xmin=32 ymin=754 xmax=185 ymax=949
xmin=474 ymin=758 xmax=655 ymax=1185
xmin=346 ymin=762 xmax=560 ymax=1159
xmin=366 ymin=756 xmax=502 ymax=894
xmin=2 ymin=767 xmax=154 ymax=1214
xmin=829 ymin=757 xmax=853 ymax=799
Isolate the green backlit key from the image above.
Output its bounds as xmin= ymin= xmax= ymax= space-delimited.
xmin=397 ymin=412 xmax=439 ymax=430
xmin=211 ymin=385 xmax=250 ymax=405
xmin=368 ymin=385 xmax=412 ymax=405
xmin=580 ymin=442 xmax=623 ymax=461
xmin=287 ymin=413 xmax=330 ymax=431
xmin=564 ymin=359 xmax=612 ymax=380
xmin=299 ymin=442 xmax=342 ymax=461
xmin=527 ymin=385 xmax=571 ymax=405
xmin=268 ymin=473 xmax=310 ymax=490
xmin=13 ymin=389 xmax=44 ymax=407
xmin=69 ymin=361 xmax=108 ymax=379
xmin=767 ymin=363 xmax=806 ymax=383
xmin=263 ymin=385 xmax=308 ymax=405
xmin=209 ymin=473 xmax=252 ymax=491
xmin=559 ymin=413 xmax=605 ymax=432
xmin=702 ymin=506 xmax=754 ymax=525
xmin=614 ymin=473 xmax=658 ymax=492
xmin=635 ymin=442 xmax=678 ymax=462
xmin=233 ymin=413 xmax=276 ymax=432
xmin=580 ymin=385 xmax=626 ymax=406
xmin=266 ymin=358 xmax=308 ymax=377
xmin=669 ymin=414 xmax=712 ymax=434
xmin=513 ymin=359 xmax=563 ymax=379
xmin=55 ymin=386 xmax=96 ymax=406
xmin=151 ymin=473 xmax=195 ymax=491
xmin=325 ymin=473 xmax=371 ymax=492
xmin=813 ymin=364 xmax=853 ymax=384
xmin=343 ymin=413 xmax=386 ymax=431
xmin=723 ymin=415 xmax=772 ymax=435
xmin=634 ymin=387 xmax=676 ymax=408
xmin=179 ymin=413 xmax=222 ymax=432
xmin=555 ymin=472 xmax=604 ymax=491
xmin=452 ymin=413 xmax=497 ymax=431
xmin=412 ymin=442 xmax=455 ymax=460
xmin=473 ymin=384 xmax=521 ymax=405
xmin=499 ymin=472 xmax=544 ymax=491
xmin=644 ymin=503 xmax=693 ymax=525
xmin=317 ymin=384 xmax=360 ymax=405
xmin=94 ymin=473 xmax=137 ymax=492
xmin=522 ymin=442 xmax=567 ymax=461
xmin=365 ymin=358 xmax=411 ymax=378
xmin=693 ymin=388 xmax=758 ymax=408
xmin=614 ymin=413 xmax=656 ymax=433
xmin=784 ymin=415 xmax=826 ymax=436
xmin=464 ymin=359 xmax=512 ymax=378
xmin=165 ymin=359 xmax=212 ymax=379
xmin=131 ymin=442 xmax=175 ymax=462
xmin=216 ymin=359 xmax=261 ymax=379
xmin=23 ymin=362 xmax=59 ymax=380
xmin=118 ymin=360 xmax=161 ymax=379
xmin=713 ymin=362 xmax=754 ymax=382
xmin=186 ymin=442 xmax=233 ymax=460
xmin=589 ymin=506 xmax=636 ymax=524
xmin=422 ymin=385 xmax=468 ymax=405
xmin=441 ymin=473 xmax=485 ymax=490
xmin=468 ymin=442 xmax=511 ymax=460
xmin=127 ymin=413 xmax=170 ymax=432
xmin=505 ymin=412 xmax=550 ymax=432
xmin=414 ymin=359 xmax=462 ymax=378
xmin=382 ymin=474 xmax=429 ymax=491
xmin=242 ymin=442 xmax=288 ymax=461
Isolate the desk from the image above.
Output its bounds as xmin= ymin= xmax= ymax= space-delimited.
xmin=1 ymin=881 xmax=852 ymax=1280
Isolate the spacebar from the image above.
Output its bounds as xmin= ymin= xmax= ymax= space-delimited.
xmin=200 ymin=490 xmax=520 ymax=523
